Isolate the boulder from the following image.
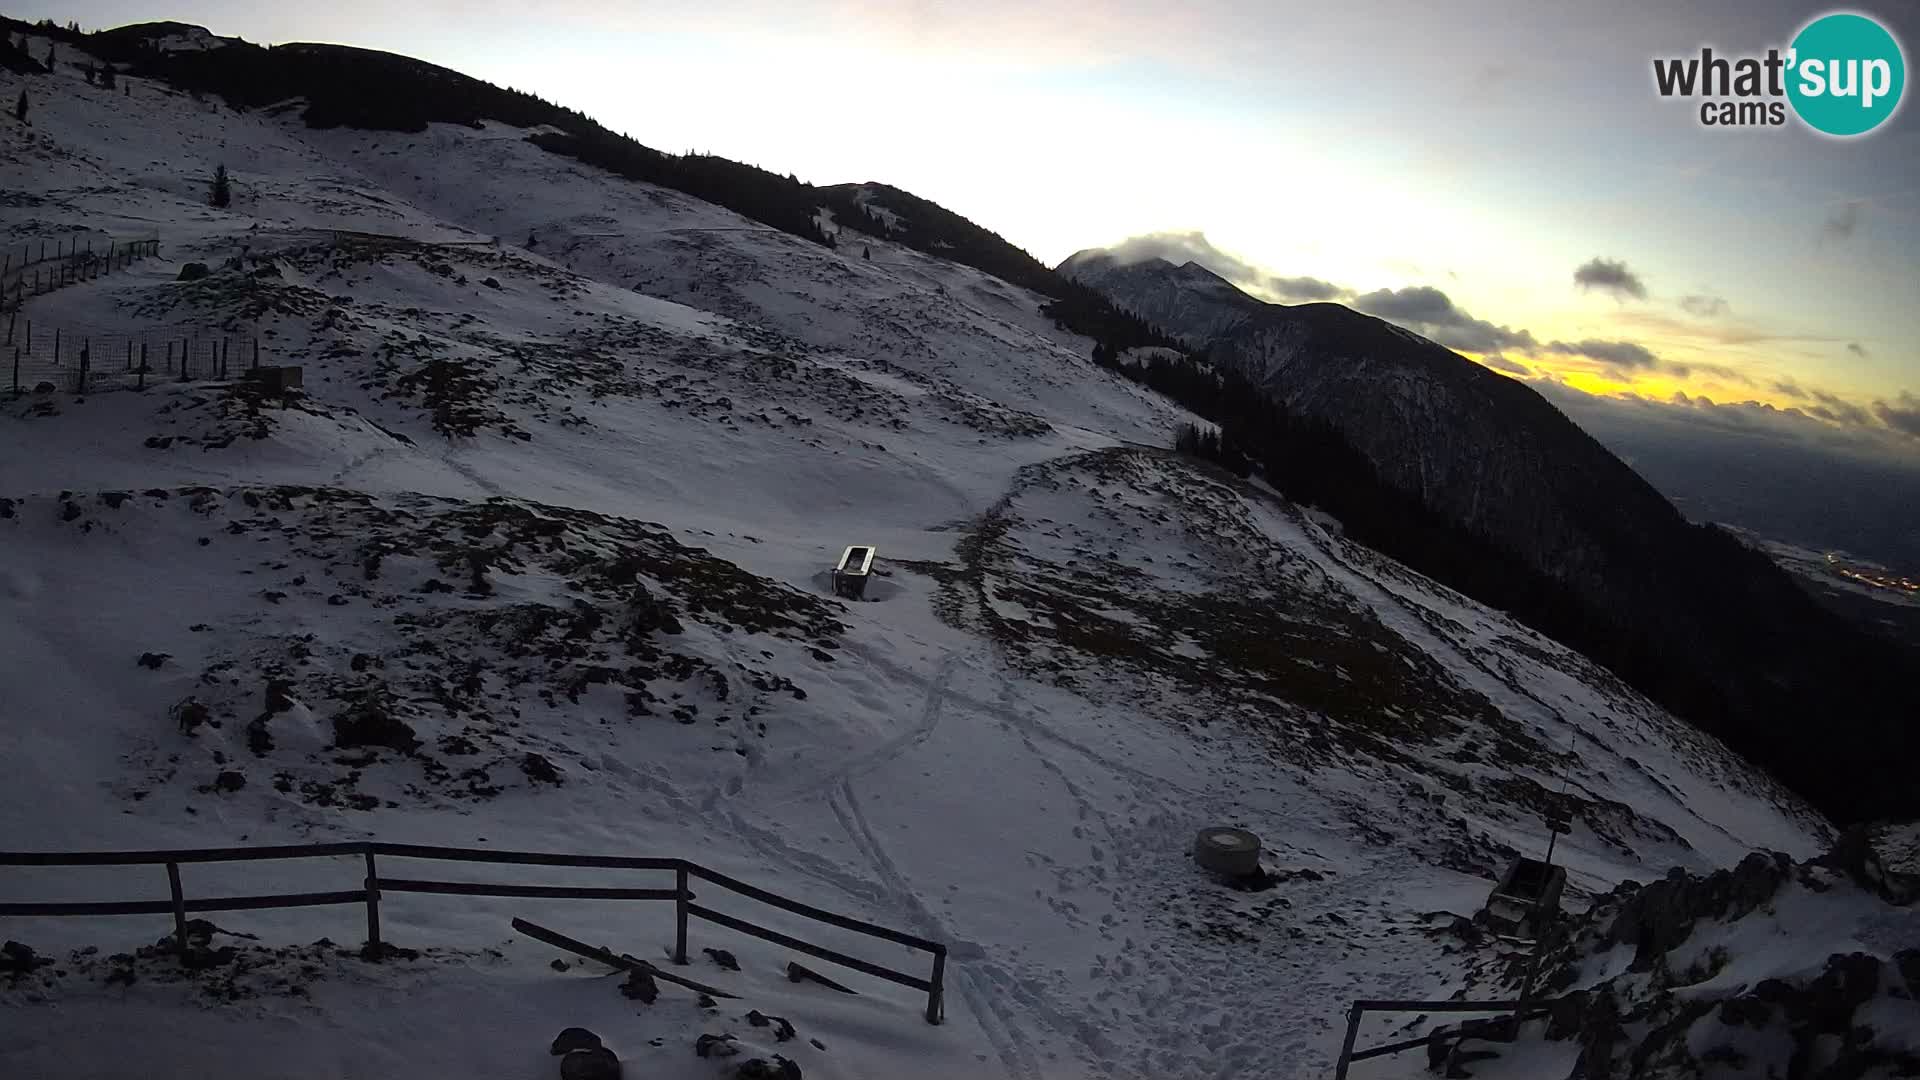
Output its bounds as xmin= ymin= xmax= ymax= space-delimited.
xmin=735 ymin=1057 xmax=802 ymax=1080
xmin=559 ymin=1047 xmax=620 ymax=1080
xmin=550 ymin=1028 xmax=602 ymax=1056
xmin=177 ymin=262 xmax=209 ymax=281
xmin=1 ymin=940 xmax=47 ymax=974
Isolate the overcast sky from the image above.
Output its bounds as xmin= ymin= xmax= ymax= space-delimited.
xmin=17 ymin=0 xmax=1920 ymax=476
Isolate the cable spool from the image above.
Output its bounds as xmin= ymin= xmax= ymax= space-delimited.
xmin=1192 ymin=827 xmax=1262 ymax=878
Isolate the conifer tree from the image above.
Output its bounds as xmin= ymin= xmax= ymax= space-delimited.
xmin=14 ymin=90 xmax=26 ymax=124
xmin=209 ymin=164 xmax=232 ymax=208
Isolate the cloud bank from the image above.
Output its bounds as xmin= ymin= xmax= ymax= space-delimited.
xmin=1094 ymin=231 xmax=1349 ymax=302
xmin=1573 ymin=257 xmax=1648 ymax=301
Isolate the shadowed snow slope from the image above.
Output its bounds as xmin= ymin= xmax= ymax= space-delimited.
xmin=0 ymin=27 xmax=1854 ymax=1080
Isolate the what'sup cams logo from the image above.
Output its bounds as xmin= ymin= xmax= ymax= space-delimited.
xmin=1654 ymin=11 xmax=1906 ymax=136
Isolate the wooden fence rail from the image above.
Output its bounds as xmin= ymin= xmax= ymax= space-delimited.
xmin=1332 ymin=998 xmax=1558 ymax=1078
xmin=0 ymin=841 xmax=947 ymax=1024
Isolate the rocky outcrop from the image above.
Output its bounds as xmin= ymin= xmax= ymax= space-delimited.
xmin=1530 ymin=832 xmax=1920 ymax=1079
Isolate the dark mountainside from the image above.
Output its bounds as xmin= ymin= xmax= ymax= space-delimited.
xmin=13 ymin=17 xmax=1910 ymax=823
xmin=1063 ymin=253 xmax=1918 ymax=825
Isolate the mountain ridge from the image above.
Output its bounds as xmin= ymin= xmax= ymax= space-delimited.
xmin=1060 ymin=249 xmax=1919 ymax=825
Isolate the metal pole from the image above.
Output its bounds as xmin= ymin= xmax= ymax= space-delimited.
xmin=166 ymin=862 xmax=189 ymax=962
xmin=363 ymin=850 xmax=383 ymax=953
xmin=673 ymin=865 xmax=690 ymax=965
xmin=1333 ymin=1004 xmax=1364 ymax=1080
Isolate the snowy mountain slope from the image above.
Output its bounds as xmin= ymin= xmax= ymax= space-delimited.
xmin=0 ymin=26 xmax=1865 ymax=1080
xmin=1056 ymin=250 xmax=1261 ymax=346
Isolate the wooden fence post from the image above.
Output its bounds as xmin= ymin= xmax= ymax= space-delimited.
xmin=674 ymin=865 xmax=690 ymax=965
xmin=926 ymin=947 xmax=946 ymax=1024
xmin=138 ymin=342 xmax=147 ymax=390
xmin=363 ymin=850 xmax=383 ymax=953
xmin=166 ymin=862 xmax=189 ymax=962
xmin=252 ymin=338 xmax=259 ymax=371
xmin=165 ymin=340 xmax=173 ymax=374
xmin=11 ymin=348 xmax=17 ymax=397
xmin=1332 ymin=1003 xmax=1364 ymax=1080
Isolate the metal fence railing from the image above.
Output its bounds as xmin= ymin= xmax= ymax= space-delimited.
xmin=4 ymin=316 xmax=264 ymax=396
xmin=0 ymin=840 xmax=947 ymax=1024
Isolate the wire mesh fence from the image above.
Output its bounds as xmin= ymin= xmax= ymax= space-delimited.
xmin=1 ymin=235 xmax=163 ymax=312
xmin=4 ymin=315 xmax=264 ymax=396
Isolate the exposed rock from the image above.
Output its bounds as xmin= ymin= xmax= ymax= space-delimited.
xmin=746 ymin=1010 xmax=797 ymax=1041
xmin=703 ymin=947 xmax=740 ymax=971
xmin=619 ymin=967 xmax=657 ymax=1003
xmin=177 ymin=262 xmax=209 ymax=281
xmin=1 ymin=940 xmax=49 ymax=974
xmin=331 ymin=685 xmax=419 ymax=753
xmin=213 ymin=770 xmax=246 ymax=793
xmin=1814 ymin=823 xmax=1920 ymax=904
xmin=559 ymin=1047 xmax=621 ymax=1080
xmin=735 ymin=1056 xmax=802 ymax=1080
xmin=521 ymin=752 xmax=563 ymax=785
xmin=549 ymin=1027 xmax=602 ymax=1056
xmin=172 ymin=696 xmax=210 ymax=735
xmin=1603 ymin=852 xmax=1792 ymax=971
xmin=695 ymin=1033 xmax=739 ymax=1058
xmin=137 ymin=652 xmax=170 ymax=669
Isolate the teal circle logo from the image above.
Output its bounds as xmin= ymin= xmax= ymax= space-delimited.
xmin=1787 ymin=12 xmax=1906 ymax=136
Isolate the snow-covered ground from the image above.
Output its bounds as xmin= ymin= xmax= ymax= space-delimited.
xmin=0 ymin=32 xmax=1880 ymax=1080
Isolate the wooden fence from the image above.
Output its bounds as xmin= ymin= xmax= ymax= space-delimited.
xmin=1 ymin=236 xmax=161 ymax=311
xmin=1331 ymin=998 xmax=1557 ymax=1078
xmin=0 ymin=841 xmax=947 ymax=1023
